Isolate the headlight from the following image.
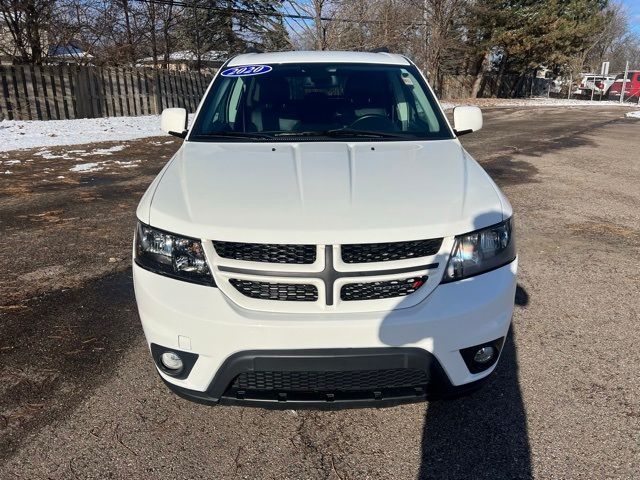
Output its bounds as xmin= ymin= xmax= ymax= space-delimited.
xmin=135 ymin=222 xmax=215 ymax=286
xmin=441 ymin=217 xmax=515 ymax=283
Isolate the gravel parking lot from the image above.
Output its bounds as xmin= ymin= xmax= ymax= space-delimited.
xmin=1 ymin=106 xmax=638 ymax=479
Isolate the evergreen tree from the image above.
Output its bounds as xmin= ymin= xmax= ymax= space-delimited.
xmin=177 ymin=0 xmax=286 ymax=66
xmin=467 ymin=0 xmax=609 ymax=97
xmin=257 ymin=17 xmax=291 ymax=51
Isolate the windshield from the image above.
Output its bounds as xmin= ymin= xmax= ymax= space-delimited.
xmin=615 ymin=72 xmax=634 ymax=81
xmin=189 ymin=63 xmax=453 ymax=142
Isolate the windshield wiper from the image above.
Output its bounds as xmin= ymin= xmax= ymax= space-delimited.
xmin=325 ymin=128 xmax=416 ymax=139
xmin=275 ymin=129 xmax=413 ymax=139
xmin=195 ymin=131 xmax=274 ymax=140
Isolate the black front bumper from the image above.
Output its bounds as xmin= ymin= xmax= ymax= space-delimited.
xmin=159 ymin=347 xmax=491 ymax=410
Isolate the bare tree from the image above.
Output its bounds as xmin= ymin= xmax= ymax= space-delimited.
xmin=159 ymin=0 xmax=177 ymax=68
xmin=583 ymin=1 xmax=640 ymax=73
xmin=141 ymin=0 xmax=178 ymax=67
xmin=286 ymin=0 xmax=335 ymax=50
xmin=0 ymin=0 xmax=53 ymax=63
xmin=287 ymin=0 xmax=467 ymax=94
xmin=145 ymin=0 xmax=158 ymax=66
xmin=420 ymin=0 xmax=468 ymax=92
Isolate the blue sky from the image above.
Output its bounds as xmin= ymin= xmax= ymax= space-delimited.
xmin=621 ymin=0 xmax=640 ymax=33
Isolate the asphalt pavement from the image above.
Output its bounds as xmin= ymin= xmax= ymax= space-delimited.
xmin=0 ymin=106 xmax=638 ymax=479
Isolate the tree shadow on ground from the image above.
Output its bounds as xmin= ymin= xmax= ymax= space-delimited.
xmin=0 ymin=269 xmax=141 ymax=462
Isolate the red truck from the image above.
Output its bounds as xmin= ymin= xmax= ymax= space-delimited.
xmin=608 ymin=71 xmax=640 ymax=101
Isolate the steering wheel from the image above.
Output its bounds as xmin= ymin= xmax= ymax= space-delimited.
xmin=349 ymin=114 xmax=394 ymax=130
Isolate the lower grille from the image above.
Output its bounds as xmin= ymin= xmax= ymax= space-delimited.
xmin=229 ymin=279 xmax=318 ymax=302
xmin=341 ymin=276 xmax=427 ymax=301
xmin=231 ymin=368 xmax=429 ymax=392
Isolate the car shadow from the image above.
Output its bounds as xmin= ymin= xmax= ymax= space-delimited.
xmin=376 ymin=206 xmax=530 ymax=478
xmin=416 ymin=323 xmax=531 ymax=479
xmin=415 ymin=284 xmax=531 ymax=479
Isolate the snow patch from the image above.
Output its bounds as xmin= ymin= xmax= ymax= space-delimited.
xmin=69 ymin=162 xmax=103 ymax=172
xmin=81 ymin=145 xmax=127 ymax=156
xmin=4 ymin=159 xmax=21 ymax=165
xmin=34 ymin=150 xmax=71 ymax=159
xmin=626 ymin=111 xmax=640 ymax=119
xmin=440 ymin=97 xmax=638 ymax=110
xmin=114 ymin=160 xmax=139 ymax=168
xmin=0 ymin=115 xmax=165 ymax=152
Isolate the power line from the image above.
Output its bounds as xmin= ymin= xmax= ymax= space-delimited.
xmin=130 ymin=0 xmax=425 ymax=26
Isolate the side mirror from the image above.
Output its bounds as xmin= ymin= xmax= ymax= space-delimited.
xmin=160 ymin=108 xmax=188 ymax=138
xmin=453 ymin=106 xmax=483 ymax=136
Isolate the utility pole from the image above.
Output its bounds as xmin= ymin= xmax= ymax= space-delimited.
xmin=599 ymin=61 xmax=609 ymax=102
xmin=314 ymin=0 xmax=325 ymax=50
xmin=620 ymin=61 xmax=629 ymax=103
xmin=423 ymin=0 xmax=428 ymax=73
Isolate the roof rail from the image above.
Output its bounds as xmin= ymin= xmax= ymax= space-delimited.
xmin=369 ymin=47 xmax=390 ymax=53
xmin=244 ymin=46 xmax=263 ymax=54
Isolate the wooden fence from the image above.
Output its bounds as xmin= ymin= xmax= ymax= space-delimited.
xmin=0 ymin=64 xmax=213 ymax=121
xmin=0 ymin=64 xmax=559 ymax=121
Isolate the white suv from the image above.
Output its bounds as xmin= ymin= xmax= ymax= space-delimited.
xmin=133 ymin=51 xmax=517 ymax=409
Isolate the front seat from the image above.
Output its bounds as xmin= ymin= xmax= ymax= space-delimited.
xmin=251 ymin=77 xmax=297 ymax=132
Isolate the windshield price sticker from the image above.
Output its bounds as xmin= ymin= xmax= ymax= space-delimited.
xmin=221 ymin=65 xmax=273 ymax=77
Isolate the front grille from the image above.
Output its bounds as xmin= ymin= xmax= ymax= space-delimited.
xmin=214 ymin=241 xmax=316 ymax=264
xmin=341 ymin=238 xmax=442 ymax=263
xmin=341 ymin=276 xmax=427 ymax=301
xmin=229 ymin=279 xmax=318 ymax=302
xmin=231 ymin=368 xmax=429 ymax=392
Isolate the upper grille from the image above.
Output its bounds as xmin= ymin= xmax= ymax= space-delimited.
xmin=214 ymin=241 xmax=316 ymax=264
xmin=231 ymin=368 xmax=429 ymax=392
xmin=341 ymin=238 xmax=443 ymax=263
xmin=229 ymin=279 xmax=318 ymax=302
xmin=341 ymin=276 xmax=427 ymax=301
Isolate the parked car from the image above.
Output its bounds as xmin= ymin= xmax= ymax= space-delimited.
xmin=608 ymin=71 xmax=640 ymax=100
xmin=573 ymin=74 xmax=616 ymax=96
xmin=572 ymin=73 xmax=594 ymax=95
xmin=591 ymin=76 xmax=616 ymax=95
xmin=134 ymin=51 xmax=517 ymax=408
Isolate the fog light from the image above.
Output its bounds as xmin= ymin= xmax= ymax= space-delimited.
xmin=474 ymin=346 xmax=495 ymax=364
xmin=160 ymin=351 xmax=183 ymax=371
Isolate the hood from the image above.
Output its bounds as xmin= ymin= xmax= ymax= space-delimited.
xmin=144 ymin=140 xmax=506 ymax=244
